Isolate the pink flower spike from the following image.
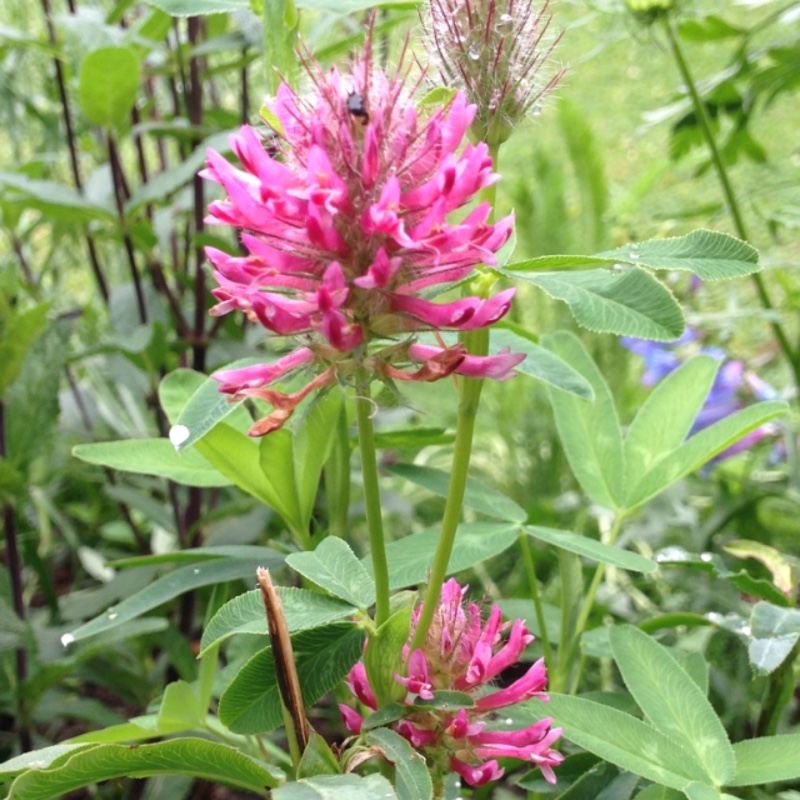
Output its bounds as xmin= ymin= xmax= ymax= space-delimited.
xmin=211 ymin=348 xmax=315 ymax=394
xmin=346 ymin=662 xmax=377 ymax=710
xmin=396 ymin=720 xmax=439 ymax=748
xmin=476 ymin=657 xmax=549 ymax=711
xmin=395 ymin=649 xmax=435 ymax=700
xmin=408 ymin=344 xmax=526 ymax=381
xmin=450 ymin=757 xmax=505 ymax=787
xmin=338 ymin=703 xmax=364 ymax=735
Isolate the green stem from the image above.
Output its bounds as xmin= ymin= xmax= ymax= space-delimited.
xmin=355 ymin=376 xmax=390 ymax=628
xmin=564 ymin=514 xmax=623 ymax=693
xmin=663 ymin=18 xmax=800 ymax=390
xmin=409 ymin=337 xmax=488 ymax=653
xmin=521 ymin=533 xmax=554 ymax=671
xmin=408 ymin=143 xmax=503 ymax=653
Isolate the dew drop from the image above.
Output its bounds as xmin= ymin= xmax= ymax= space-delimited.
xmin=169 ymin=424 xmax=191 ymax=449
xmin=531 ymin=102 xmax=543 ymax=117
xmin=27 ymin=760 xmax=47 ymax=769
xmin=504 ymin=717 xmax=514 ymax=725
xmin=107 ymin=607 xmax=119 ymax=620
xmin=468 ymin=45 xmax=481 ymax=61
xmin=700 ymin=552 xmax=713 ymax=562
xmin=193 ymin=568 xmax=200 ymax=575
xmin=628 ymin=250 xmax=640 ymax=259
xmin=61 ymin=633 xmax=75 ymax=648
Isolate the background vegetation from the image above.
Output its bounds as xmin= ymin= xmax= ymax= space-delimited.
xmin=0 ymin=0 xmax=798 ymax=798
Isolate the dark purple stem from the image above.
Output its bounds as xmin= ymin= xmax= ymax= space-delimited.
xmin=107 ymin=134 xmax=147 ymax=324
xmin=0 ymin=402 xmax=32 ymax=752
xmin=39 ymin=0 xmax=110 ymax=304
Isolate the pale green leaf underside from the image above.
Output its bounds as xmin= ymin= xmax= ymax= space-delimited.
xmin=72 ymin=439 xmax=231 ymax=487
xmin=500 ymin=266 xmax=684 ymax=340
xmin=524 ymin=694 xmax=708 ymax=790
xmin=368 ymin=522 xmax=521 ymax=590
xmin=386 ymin=463 xmax=527 ymax=522
xmin=7 ymin=739 xmax=281 ymax=799
xmin=67 ymin=555 xmax=281 ymax=643
xmin=199 ymin=587 xmax=358 ymax=655
xmin=272 ymin=774 xmax=399 ymax=800
xmin=728 ymin=734 xmax=800 ymax=786
xmin=525 ymin=526 xmax=656 ymax=573
xmin=491 ymin=327 xmax=595 ymax=399
xmin=609 ymin=625 xmax=735 ymax=786
xmin=287 ymin=537 xmax=376 ymax=608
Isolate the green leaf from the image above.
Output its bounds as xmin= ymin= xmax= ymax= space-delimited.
xmin=297 ymin=733 xmax=341 ymax=779
xmin=413 ymin=691 xmax=475 ymax=711
xmin=524 ymin=694 xmax=708 ymax=790
xmin=78 ymin=47 xmax=141 ymax=128
xmin=678 ymin=16 xmax=745 ymax=42
xmin=609 ymin=625 xmax=734 ymax=786
xmin=373 ymin=428 xmax=454 ymax=448
xmin=542 ymin=331 xmax=626 ymax=510
xmin=724 ymin=541 xmax=795 ymax=598
xmin=6 ymin=319 xmax=69 ymax=474
xmin=157 ymin=680 xmax=203 ymax=729
xmin=0 ymin=745 xmax=92 ymax=778
xmin=364 ymin=603 xmax=413 ymax=706
xmin=287 ymin=538 xmax=376 ymax=608
xmin=199 ymin=587 xmax=358 ymax=655
xmin=624 ymin=356 xmax=719 ymax=481
xmin=0 ymin=456 xmax=24 ymax=498
xmin=365 ymin=728 xmax=433 ymax=800
xmin=66 ymin=556 xmax=282 ymax=643
xmin=361 ymin=704 xmax=405 ymax=732
xmin=159 ymin=367 xmax=252 ymax=432
xmin=635 ymin=788 xmax=684 ymax=800
xmin=682 ymin=785 xmax=722 ymax=800
xmin=263 ymin=0 xmax=297 ymax=95
xmin=293 ymin=390 xmax=344 ymax=526
xmin=624 ymin=401 xmax=788 ymax=510
xmin=0 ymin=301 xmax=50 ymax=397
xmin=750 ymin=602 xmax=800 ymax=637
xmin=218 ymin=623 xmax=365 ymax=734
xmin=259 ymin=430 xmax=303 ymax=527
xmin=525 ymin=527 xmax=656 ymax=573
xmin=165 ymin=367 xmax=248 ymax=452
xmin=125 ymin=130 xmax=233 ymax=214
xmin=372 ymin=522 xmax=521 ymax=590
xmin=0 ymin=172 xmax=116 ymax=223
xmin=748 ymin=634 xmax=798 ymax=676
xmin=386 ymin=463 xmax=526 ymax=522
xmin=501 ymin=267 xmax=684 ymax=340
xmin=728 ymin=734 xmax=800 ymax=786
xmin=595 ymin=231 xmax=758 ymax=281
xmin=491 ymin=326 xmax=594 ymax=399
xmin=72 ymin=439 xmax=232 ymax=487
xmin=6 ymin=739 xmax=281 ymax=799
xmin=145 ymin=0 xmax=250 ymax=13
xmin=272 ymin=774 xmax=398 ymax=800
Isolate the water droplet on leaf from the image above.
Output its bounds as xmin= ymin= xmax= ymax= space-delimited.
xmin=169 ymin=424 xmax=191 ymax=449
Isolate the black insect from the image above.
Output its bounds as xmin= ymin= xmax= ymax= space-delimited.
xmin=347 ymin=91 xmax=369 ymax=126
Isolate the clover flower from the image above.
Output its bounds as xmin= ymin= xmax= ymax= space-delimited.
xmin=340 ymin=579 xmax=563 ymax=787
xmin=422 ymin=0 xmax=565 ymax=145
xmin=201 ymin=41 xmax=522 ymax=436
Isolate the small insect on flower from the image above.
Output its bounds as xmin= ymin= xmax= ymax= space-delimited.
xmin=346 ymin=90 xmax=369 ymax=125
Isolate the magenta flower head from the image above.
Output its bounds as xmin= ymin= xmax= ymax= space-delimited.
xmin=340 ymin=579 xmax=563 ymax=787
xmin=201 ymin=39 xmax=522 ymax=436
